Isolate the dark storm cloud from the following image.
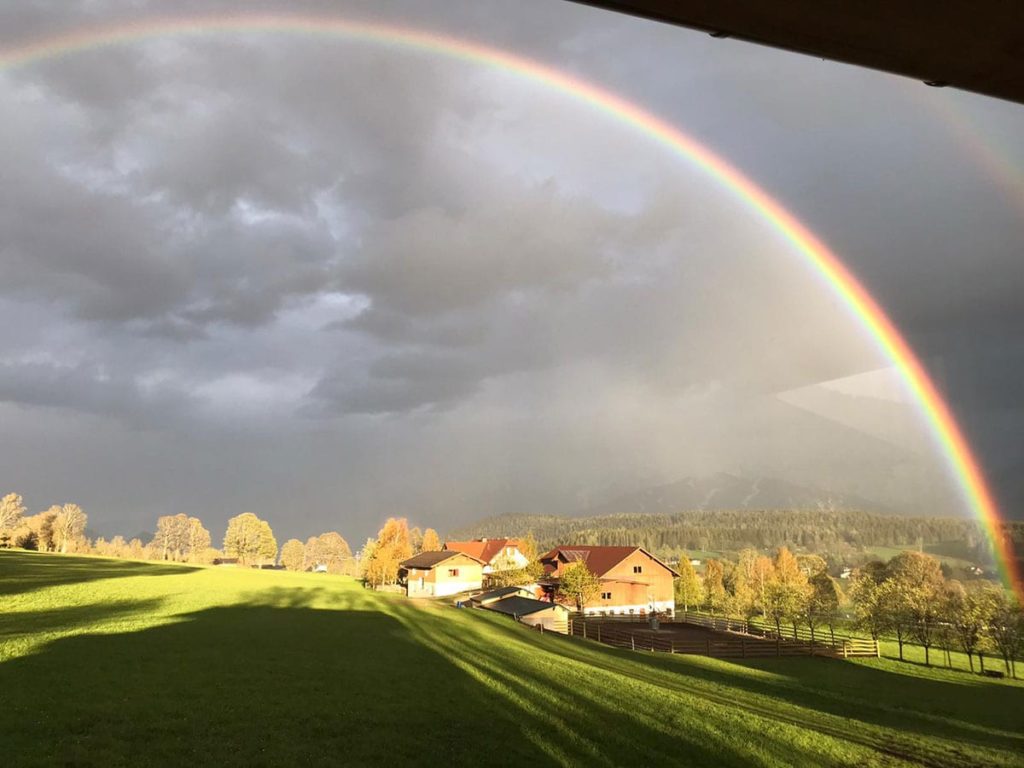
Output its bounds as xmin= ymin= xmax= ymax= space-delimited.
xmin=1 ymin=0 xmax=1021 ymax=541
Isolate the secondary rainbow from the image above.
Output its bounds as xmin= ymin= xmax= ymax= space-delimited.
xmin=2 ymin=14 xmax=1017 ymax=592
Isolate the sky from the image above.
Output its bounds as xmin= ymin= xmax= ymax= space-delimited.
xmin=1 ymin=0 xmax=1022 ymax=544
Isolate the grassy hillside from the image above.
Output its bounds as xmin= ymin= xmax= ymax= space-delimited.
xmin=2 ymin=551 xmax=1022 ymax=767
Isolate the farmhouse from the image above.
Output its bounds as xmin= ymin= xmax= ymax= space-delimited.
xmin=539 ymin=546 xmax=679 ymax=617
xmin=399 ymin=550 xmax=485 ymax=598
xmin=480 ymin=595 xmax=571 ymax=634
xmin=443 ymin=538 xmax=529 ymax=576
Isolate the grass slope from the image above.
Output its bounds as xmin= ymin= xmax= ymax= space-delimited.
xmin=2 ymin=551 xmax=1022 ymax=767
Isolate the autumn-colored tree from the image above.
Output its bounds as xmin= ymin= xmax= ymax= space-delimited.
xmin=558 ymin=562 xmax=601 ymax=612
xmin=888 ymin=551 xmax=945 ymax=665
xmin=52 ymin=504 xmax=87 ymax=554
xmin=849 ymin=562 xmax=888 ymax=640
xmin=305 ymin=532 xmax=353 ymax=574
xmin=420 ymin=528 xmax=442 ymax=552
xmin=674 ymin=556 xmax=702 ymax=613
xmin=280 ymin=539 xmax=306 ymax=571
xmin=223 ymin=512 xmax=277 ymax=565
xmin=763 ymin=547 xmax=810 ymax=637
xmin=0 ymin=493 xmax=27 ymax=547
xmin=728 ymin=549 xmax=757 ymax=617
xmin=702 ymin=559 xmax=727 ymax=616
xmin=750 ymin=555 xmax=775 ymax=618
xmin=363 ymin=518 xmax=412 ymax=587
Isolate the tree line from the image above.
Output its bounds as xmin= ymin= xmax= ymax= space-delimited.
xmin=0 ymin=492 xmax=359 ymax=573
xmin=673 ymin=545 xmax=1023 ymax=677
xmin=453 ymin=509 xmax=1023 ymax=570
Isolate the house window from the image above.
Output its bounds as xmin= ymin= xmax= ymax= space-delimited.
xmin=633 ymin=565 xmax=643 ymax=574
xmin=600 ymin=591 xmax=612 ymax=600
xmin=448 ymin=568 xmax=460 ymax=577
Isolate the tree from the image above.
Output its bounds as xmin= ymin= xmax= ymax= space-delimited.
xmin=52 ymin=504 xmax=87 ymax=553
xmin=876 ymin=578 xmax=914 ymax=661
xmin=674 ymin=556 xmax=702 ymax=613
xmin=806 ymin=571 xmax=841 ymax=644
xmin=0 ymin=493 xmax=26 ymax=547
xmin=358 ymin=537 xmax=379 ymax=584
xmin=849 ymin=563 xmax=888 ymax=641
xmin=363 ymin=518 xmax=412 ymax=587
xmin=280 ymin=539 xmax=306 ymax=571
xmin=703 ymin=559 xmax=727 ymax=616
xmin=888 ymin=551 xmax=945 ymax=665
xmin=728 ymin=549 xmax=757 ymax=618
xmin=306 ymin=532 xmax=353 ymax=574
xmin=223 ymin=513 xmax=277 ymax=565
xmin=408 ymin=526 xmax=423 ymax=554
xmin=257 ymin=520 xmax=278 ymax=564
xmin=768 ymin=547 xmax=810 ymax=638
xmin=421 ymin=528 xmax=442 ymax=552
xmin=946 ymin=580 xmax=996 ymax=673
xmin=750 ymin=555 xmax=775 ymax=618
xmin=187 ymin=518 xmax=212 ymax=561
xmin=153 ymin=514 xmax=191 ymax=561
xmin=558 ymin=562 xmax=600 ymax=612
xmin=986 ymin=589 xmax=1023 ymax=679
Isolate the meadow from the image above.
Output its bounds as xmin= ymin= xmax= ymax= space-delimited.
xmin=1 ymin=551 xmax=1022 ymax=767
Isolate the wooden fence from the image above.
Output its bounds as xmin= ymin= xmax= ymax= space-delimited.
xmin=568 ymin=612 xmax=879 ymax=660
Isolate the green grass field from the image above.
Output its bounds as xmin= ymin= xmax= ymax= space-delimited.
xmin=2 ymin=551 xmax=1022 ymax=767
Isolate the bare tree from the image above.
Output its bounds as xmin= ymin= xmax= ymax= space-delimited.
xmin=0 ymin=493 xmax=27 ymax=547
xmin=52 ymin=504 xmax=87 ymax=554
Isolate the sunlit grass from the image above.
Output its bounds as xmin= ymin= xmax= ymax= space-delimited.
xmin=2 ymin=550 xmax=1022 ymax=767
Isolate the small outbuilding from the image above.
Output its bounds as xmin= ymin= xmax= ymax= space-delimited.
xmin=469 ymin=586 xmax=535 ymax=607
xmin=481 ymin=595 xmax=570 ymax=634
xmin=399 ymin=550 xmax=485 ymax=598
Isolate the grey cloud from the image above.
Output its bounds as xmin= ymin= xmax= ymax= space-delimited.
xmin=0 ymin=0 xmax=1020 ymax=542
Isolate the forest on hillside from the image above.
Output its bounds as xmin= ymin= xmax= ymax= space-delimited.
xmin=452 ymin=509 xmax=1024 ymax=570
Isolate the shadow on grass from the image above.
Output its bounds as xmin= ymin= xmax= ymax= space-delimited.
xmin=532 ymin=629 xmax=1024 ymax=767
xmin=0 ymin=598 xmax=165 ymax=639
xmin=0 ymin=586 xmax=832 ymax=768
xmin=0 ymin=550 xmax=198 ymax=596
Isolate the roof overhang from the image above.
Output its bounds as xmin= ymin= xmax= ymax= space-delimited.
xmin=566 ymin=1 xmax=1024 ymax=105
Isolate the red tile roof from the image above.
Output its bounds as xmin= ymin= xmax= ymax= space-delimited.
xmin=444 ymin=538 xmax=521 ymax=564
xmin=539 ymin=546 xmax=679 ymax=578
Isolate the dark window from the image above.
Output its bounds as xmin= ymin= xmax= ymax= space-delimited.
xmin=633 ymin=565 xmax=643 ymax=574
xmin=601 ymin=591 xmax=612 ymax=600
xmin=448 ymin=568 xmax=460 ymax=577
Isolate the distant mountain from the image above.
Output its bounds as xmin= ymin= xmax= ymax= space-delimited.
xmin=573 ymin=472 xmax=888 ymax=518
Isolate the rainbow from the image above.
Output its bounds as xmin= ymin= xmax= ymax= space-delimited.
xmin=1 ymin=14 xmax=1018 ymax=593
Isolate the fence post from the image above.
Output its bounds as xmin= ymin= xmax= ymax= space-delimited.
xmin=671 ymin=640 xmax=675 ymax=654
xmin=583 ymin=622 xmax=587 ymax=640
xmin=631 ymin=634 xmax=635 ymax=651
xmin=598 ymin=625 xmax=601 ymax=643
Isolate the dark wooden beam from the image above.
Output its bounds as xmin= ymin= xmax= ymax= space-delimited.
xmin=566 ymin=1 xmax=1024 ymax=104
